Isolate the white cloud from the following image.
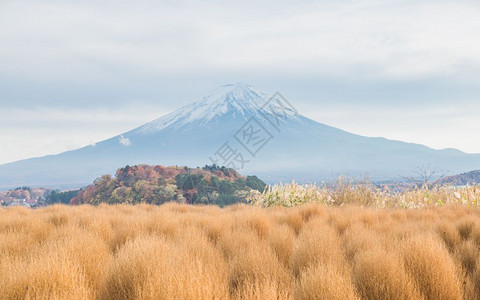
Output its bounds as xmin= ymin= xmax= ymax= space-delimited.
xmin=0 ymin=0 xmax=479 ymax=81
xmin=0 ymin=105 xmax=169 ymax=164
xmin=119 ymin=135 xmax=131 ymax=147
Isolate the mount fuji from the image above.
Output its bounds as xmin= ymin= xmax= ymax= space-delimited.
xmin=1 ymin=83 xmax=479 ymax=189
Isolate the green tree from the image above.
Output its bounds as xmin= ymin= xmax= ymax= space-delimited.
xmin=219 ymin=181 xmax=235 ymax=195
xmin=45 ymin=190 xmax=80 ymax=205
xmin=246 ymin=175 xmax=266 ymax=192
xmin=175 ymin=174 xmax=203 ymax=190
xmin=234 ymin=178 xmax=246 ymax=189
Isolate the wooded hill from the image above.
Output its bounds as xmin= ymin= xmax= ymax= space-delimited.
xmin=70 ymin=164 xmax=266 ymax=206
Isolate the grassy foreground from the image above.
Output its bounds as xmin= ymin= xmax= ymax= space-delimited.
xmin=1 ymin=203 xmax=480 ymax=299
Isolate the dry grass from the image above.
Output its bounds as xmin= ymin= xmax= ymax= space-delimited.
xmin=249 ymin=181 xmax=480 ymax=209
xmin=2 ymin=203 xmax=480 ymax=299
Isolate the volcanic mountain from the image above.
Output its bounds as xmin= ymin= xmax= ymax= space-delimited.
xmin=0 ymin=83 xmax=479 ymax=188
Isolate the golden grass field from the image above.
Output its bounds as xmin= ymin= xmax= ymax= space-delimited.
xmin=2 ymin=201 xmax=480 ymax=299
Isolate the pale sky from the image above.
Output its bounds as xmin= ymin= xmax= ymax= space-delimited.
xmin=1 ymin=0 xmax=480 ymax=165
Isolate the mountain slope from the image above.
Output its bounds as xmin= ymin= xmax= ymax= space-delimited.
xmin=436 ymin=170 xmax=480 ymax=186
xmin=0 ymin=83 xmax=479 ymax=188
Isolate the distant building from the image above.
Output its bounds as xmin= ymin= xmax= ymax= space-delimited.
xmin=7 ymin=202 xmax=31 ymax=208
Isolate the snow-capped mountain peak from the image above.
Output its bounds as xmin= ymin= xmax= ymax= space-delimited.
xmin=134 ymin=83 xmax=296 ymax=134
xmin=1 ymin=83 xmax=479 ymax=189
